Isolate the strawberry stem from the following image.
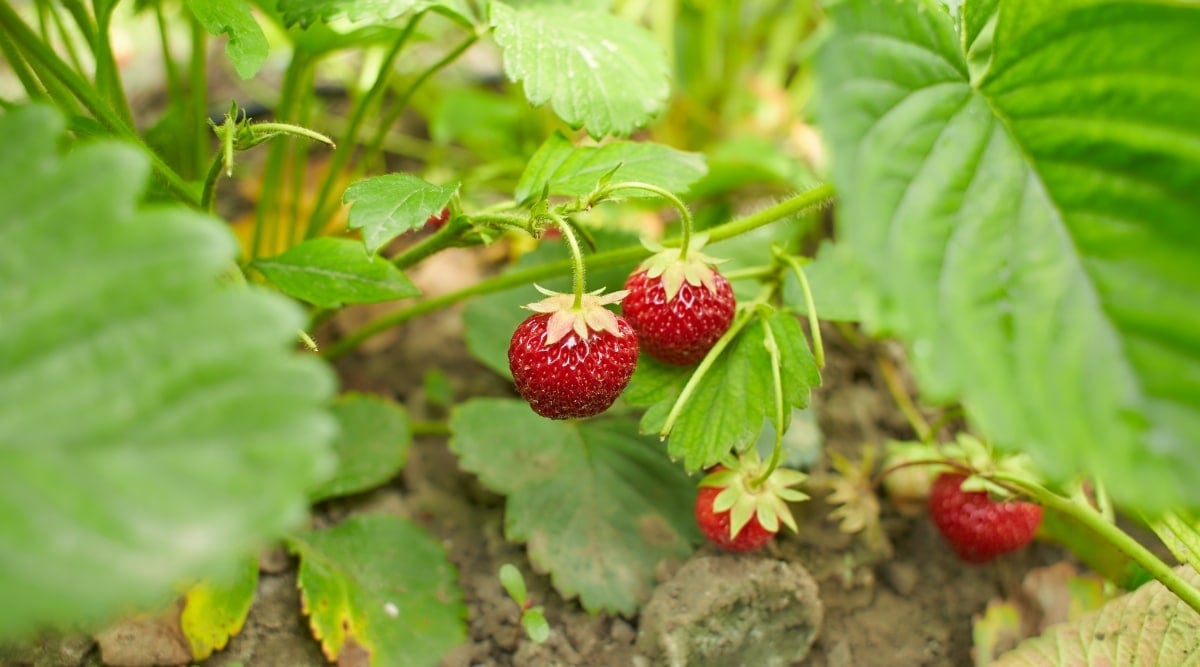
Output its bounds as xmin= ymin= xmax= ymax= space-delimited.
xmin=594 ymin=181 xmax=696 ymax=260
xmin=754 ymin=318 xmax=787 ymax=487
xmin=992 ymin=472 xmax=1200 ymax=617
xmin=545 ymin=211 xmax=587 ymax=309
xmin=778 ymin=253 xmax=825 ymax=368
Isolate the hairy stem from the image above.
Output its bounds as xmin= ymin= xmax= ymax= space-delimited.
xmin=754 ymin=317 xmax=787 ymax=487
xmin=593 ymin=181 xmax=695 ymax=255
xmin=546 ymin=212 xmax=587 ymax=309
xmin=780 ymin=254 xmax=825 ymax=368
xmin=994 ymin=473 xmax=1200 ymax=617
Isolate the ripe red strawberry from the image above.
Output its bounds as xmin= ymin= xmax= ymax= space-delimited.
xmin=695 ymin=461 xmax=809 ymax=552
xmin=622 ymin=237 xmax=735 ymax=365
xmin=508 ymin=287 xmax=638 ymax=420
xmin=928 ymin=472 xmax=1043 ymax=563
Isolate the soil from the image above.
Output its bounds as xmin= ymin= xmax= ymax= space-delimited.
xmin=1 ymin=246 xmax=1065 ymax=667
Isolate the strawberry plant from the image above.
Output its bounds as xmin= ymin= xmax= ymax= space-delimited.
xmin=1 ymin=0 xmax=1199 ymax=664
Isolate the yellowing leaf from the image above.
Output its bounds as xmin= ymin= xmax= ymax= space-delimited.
xmin=180 ymin=557 xmax=259 ymax=660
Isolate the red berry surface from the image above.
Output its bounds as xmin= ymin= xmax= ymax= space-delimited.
xmin=695 ymin=483 xmax=776 ymax=552
xmin=424 ymin=206 xmax=451 ymax=230
xmin=622 ymin=269 xmax=736 ymax=365
xmin=508 ymin=312 xmax=638 ymax=420
xmin=928 ymin=473 xmax=1043 ymax=563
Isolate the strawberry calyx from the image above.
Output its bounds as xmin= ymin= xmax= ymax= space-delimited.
xmin=699 ymin=453 xmax=810 ymax=539
xmin=638 ymin=234 xmax=727 ymax=302
xmin=523 ymin=284 xmax=630 ymax=346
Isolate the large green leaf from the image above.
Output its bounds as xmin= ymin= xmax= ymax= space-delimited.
xmin=490 ymin=1 xmax=669 ymax=137
xmin=290 ymin=514 xmax=466 ymax=666
xmin=450 ymin=399 xmax=698 ymax=614
xmin=184 ymin=0 xmax=268 ymax=79
xmin=309 ymin=393 xmax=411 ymax=503
xmin=278 ymin=0 xmax=471 ymax=27
xmin=253 ymin=237 xmax=420 ymax=309
xmin=514 ymin=131 xmax=708 ymax=203
xmin=0 ymin=106 xmax=335 ymax=638
xmin=814 ymin=0 xmax=1200 ymax=512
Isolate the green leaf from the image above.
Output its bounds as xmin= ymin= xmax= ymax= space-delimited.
xmin=180 ymin=557 xmax=259 ymax=661
xmin=0 ymin=105 xmax=335 ymax=638
xmin=646 ymin=312 xmax=820 ymax=471
xmin=309 ymin=393 xmax=411 ymax=503
xmin=624 ymin=356 xmax=692 ymax=408
xmin=253 ymin=237 xmax=420 ymax=309
xmin=498 ymin=563 xmax=527 ymax=605
xmin=278 ymin=0 xmax=471 ymax=27
xmin=994 ymin=566 xmax=1200 ymax=666
xmin=490 ymin=2 xmax=670 ymax=137
xmin=514 ymin=131 xmax=708 ymax=203
xmin=343 ymin=174 xmax=459 ymax=255
xmin=450 ymin=399 xmax=699 ymax=614
xmin=814 ymin=0 xmax=1200 ymax=512
xmin=462 ymin=227 xmax=639 ymax=378
xmin=291 ymin=514 xmax=466 ymax=666
xmin=782 ymin=242 xmax=867 ymax=323
xmin=184 ymin=0 xmax=268 ymax=79
xmin=522 ymin=608 xmax=550 ymax=643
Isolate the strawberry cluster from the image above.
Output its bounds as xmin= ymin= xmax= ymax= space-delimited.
xmin=507 ymin=238 xmax=736 ymax=420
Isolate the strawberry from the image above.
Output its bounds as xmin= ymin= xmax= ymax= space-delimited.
xmin=928 ymin=472 xmax=1043 ymax=563
xmin=507 ymin=286 xmax=638 ymax=420
xmin=622 ymin=237 xmax=735 ymax=366
xmin=695 ymin=459 xmax=809 ymax=552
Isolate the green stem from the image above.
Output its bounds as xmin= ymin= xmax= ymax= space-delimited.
xmin=592 ymin=181 xmax=695 ymax=255
xmin=252 ymin=122 xmax=337 ymax=148
xmin=323 ymin=186 xmax=835 ymax=359
xmin=188 ymin=16 xmax=209 ymax=179
xmin=722 ymin=265 xmax=776 ymax=281
xmin=305 ymin=16 xmax=423 ymax=238
xmin=754 ymin=316 xmax=787 ymax=487
xmin=877 ymin=353 xmax=932 ymax=443
xmin=200 ymin=152 xmax=223 ymax=213
xmin=993 ymin=473 xmax=1200 ymax=617
xmin=411 ymin=420 xmax=451 ymax=437
xmin=392 ymin=213 xmax=472 ymax=271
xmin=0 ymin=30 xmax=51 ymax=103
xmin=252 ymin=55 xmax=311 ymax=259
xmin=58 ymin=0 xmax=96 ymax=48
xmin=546 ymin=212 xmax=587 ymax=309
xmin=92 ymin=0 xmax=135 ymax=128
xmin=780 ymin=254 xmax=825 ymax=368
xmin=359 ymin=31 xmax=481 ymax=173
xmin=659 ymin=306 xmax=759 ymax=439
xmin=0 ymin=2 xmax=199 ymax=206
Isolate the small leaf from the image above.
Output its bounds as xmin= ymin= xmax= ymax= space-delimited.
xmin=180 ymin=558 xmax=259 ymax=660
xmin=309 ymin=393 xmax=411 ymax=503
xmin=490 ymin=2 xmax=669 ymax=137
xmin=290 ymin=514 xmax=466 ymax=667
xmin=253 ymin=237 xmax=419 ymax=309
xmin=0 ymin=105 xmax=335 ymax=638
xmin=343 ymin=174 xmax=459 ymax=254
xmin=450 ymin=399 xmax=699 ymax=614
xmin=994 ymin=566 xmax=1200 ymax=665
xmin=651 ymin=312 xmax=821 ymax=471
xmin=522 ymin=608 xmax=550 ymax=643
xmin=184 ymin=0 xmax=268 ymax=79
xmin=498 ymin=564 xmax=527 ymax=605
xmin=514 ymin=131 xmax=707 ymax=203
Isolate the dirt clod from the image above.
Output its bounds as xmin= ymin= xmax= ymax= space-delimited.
xmin=636 ymin=554 xmax=823 ymax=667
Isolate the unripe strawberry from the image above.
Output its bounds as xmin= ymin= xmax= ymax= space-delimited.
xmin=694 ymin=461 xmax=809 ymax=553
xmin=508 ymin=287 xmax=638 ymax=420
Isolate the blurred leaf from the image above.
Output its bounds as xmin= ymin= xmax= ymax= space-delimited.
xmin=309 ymin=393 xmax=411 ymax=503
xmin=253 ymin=237 xmax=420 ymax=309
xmin=498 ymin=564 xmax=527 ymax=604
xmin=972 ymin=601 xmax=1023 ymax=667
xmin=688 ymin=135 xmax=818 ymax=199
xmin=815 ymin=0 xmax=1200 ymax=512
xmin=782 ymin=241 xmax=866 ymax=323
xmin=430 ymin=88 xmax=531 ymax=161
xmin=994 ymin=566 xmax=1200 ymax=666
xmin=184 ymin=0 xmax=268 ymax=79
xmin=290 ymin=514 xmax=466 ymax=667
xmin=491 ymin=2 xmax=669 ymax=137
xmin=0 ymin=105 xmax=335 ymax=638
xmin=278 ymin=0 xmax=471 ymax=27
xmin=450 ymin=399 xmax=699 ymax=614
xmin=343 ymin=174 xmax=459 ymax=254
xmin=641 ymin=311 xmax=820 ymax=471
xmin=522 ymin=608 xmax=550 ymax=643
xmin=181 ymin=558 xmax=259 ymax=660
xmin=515 ymin=131 xmax=707 ymax=203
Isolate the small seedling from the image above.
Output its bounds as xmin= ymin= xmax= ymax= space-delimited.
xmin=499 ymin=564 xmax=550 ymax=643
